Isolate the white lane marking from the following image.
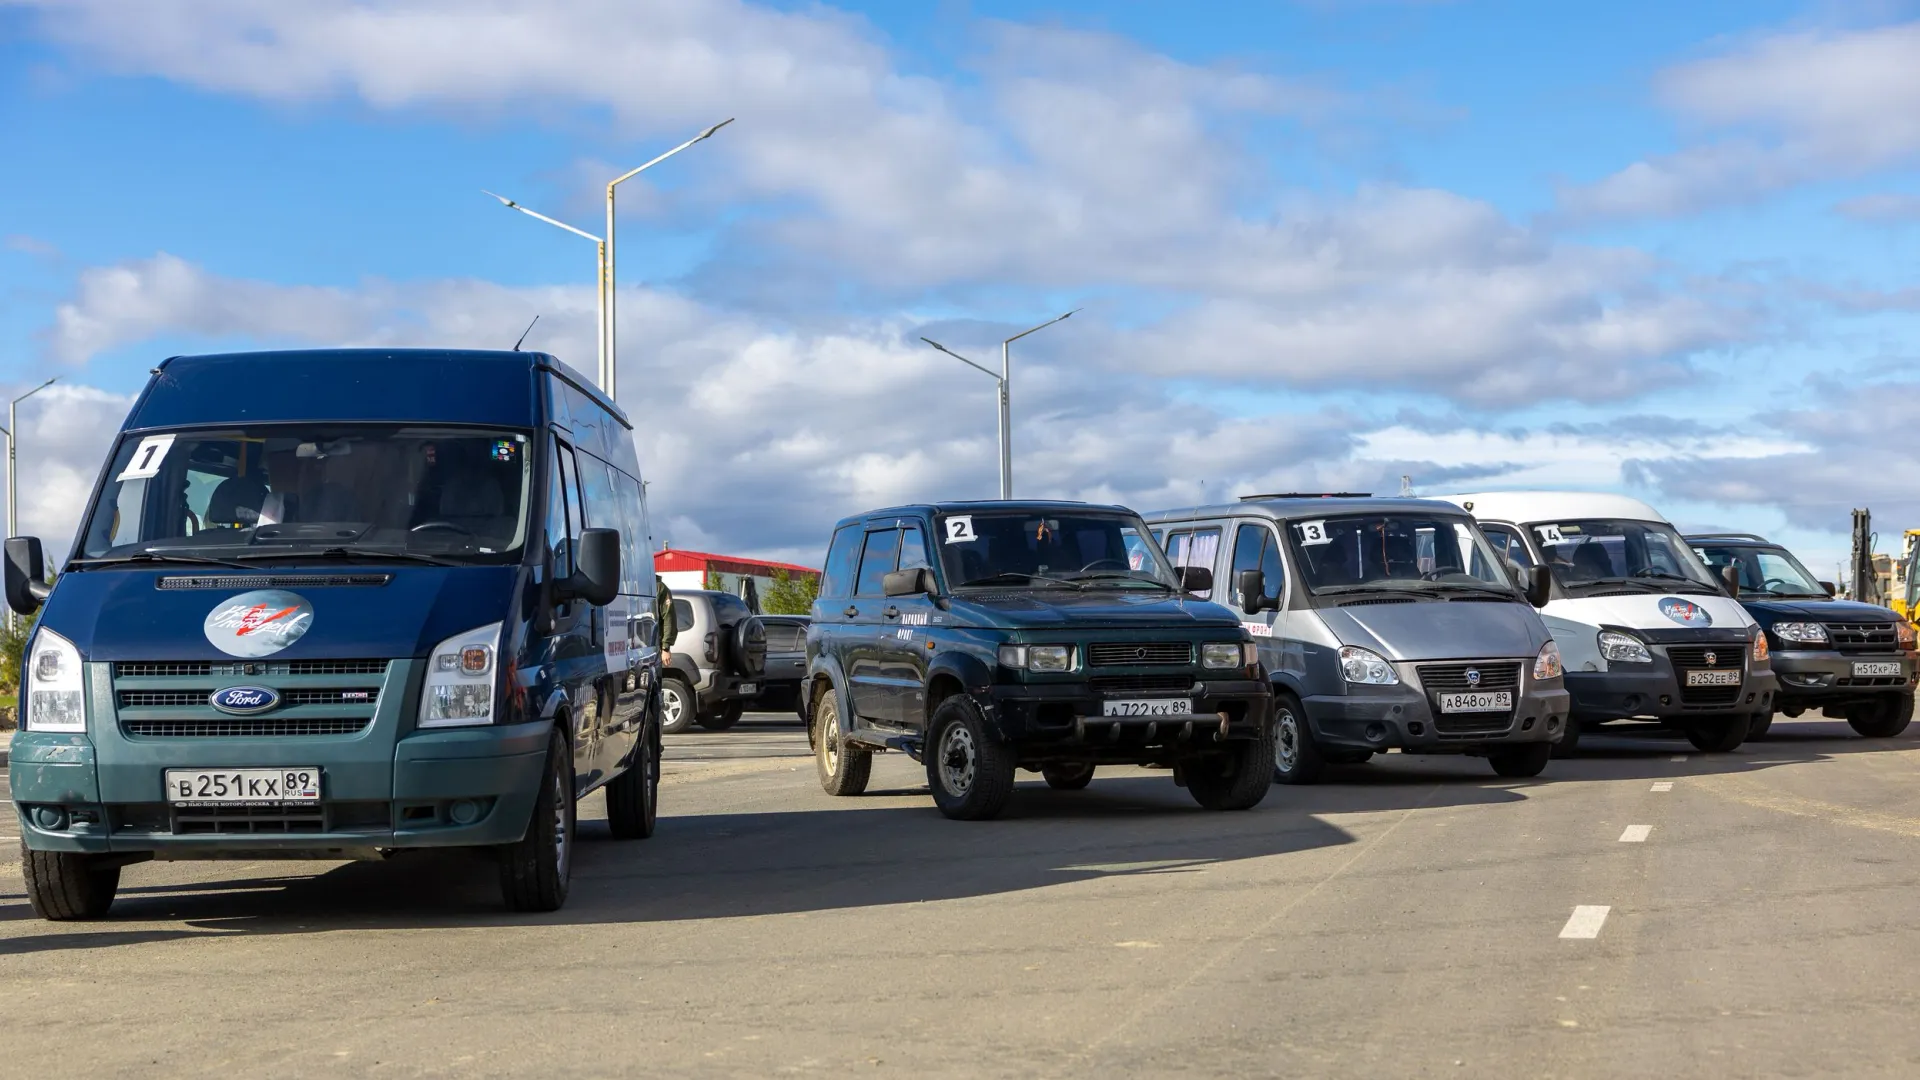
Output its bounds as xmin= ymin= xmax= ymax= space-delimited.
xmin=1619 ymin=825 xmax=1652 ymax=843
xmin=1560 ymin=906 xmax=1611 ymax=939
xmin=1670 ymin=754 xmax=1688 ymax=762
xmin=1651 ymin=781 xmax=1674 ymax=792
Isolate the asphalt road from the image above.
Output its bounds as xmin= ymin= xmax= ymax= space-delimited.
xmin=5 ymin=715 xmax=1920 ymax=1077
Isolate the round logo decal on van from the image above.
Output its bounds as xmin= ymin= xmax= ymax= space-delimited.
xmin=204 ymin=590 xmax=314 ymax=658
xmin=1657 ymin=597 xmax=1713 ymax=627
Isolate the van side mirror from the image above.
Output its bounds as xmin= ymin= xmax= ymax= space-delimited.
xmin=1237 ymin=569 xmax=1274 ymax=615
xmin=883 ymin=566 xmax=935 ymax=598
xmin=1524 ymin=565 xmax=1552 ymax=608
xmin=1720 ymin=565 xmax=1741 ymax=598
xmin=562 ymin=528 xmax=620 ymax=607
xmin=1820 ymin=580 xmax=1836 ymax=597
xmin=5 ymin=536 xmax=49 ymax=616
xmin=1179 ymin=565 xmax=1213 ymax=594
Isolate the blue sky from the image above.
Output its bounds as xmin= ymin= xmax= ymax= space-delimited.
xmin=3 ymin=0 xmax=1919 ymax=571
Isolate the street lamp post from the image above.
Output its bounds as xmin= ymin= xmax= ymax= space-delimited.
xmin=483 ymin=191 xmax=607 ymax=389
xmin=604 ymin=118 xmax=732 ymax=402
xmin=919 ymin=309 xmax=1076 ymax=500
xmin=4 ymin=375 xmax=57 ymax=631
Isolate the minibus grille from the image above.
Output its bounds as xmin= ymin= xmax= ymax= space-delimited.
xmin=156 ymin=574 xmax=391 ymax=590
xmin=1665 ymin=645 xmax=1747 ymax=707
xmin=114 ymin=660 xmax=390 ymax=738
xmin=1825 ymin=623 xmax=1898 ymax=654
xmin=1416 ymin=662 xmax=1522 ymax=736
xmin=1088 ymin=642 xmax=1193 ymax=666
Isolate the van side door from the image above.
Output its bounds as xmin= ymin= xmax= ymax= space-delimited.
xmin=845 ymin=526 xmax=901 ymax=724
xmin=1229 ymin=519 xmax=1289 ymax=672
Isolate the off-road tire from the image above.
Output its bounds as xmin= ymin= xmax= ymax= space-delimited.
xmin=1685 ymin=713 xmax=1749 ymax=753
xmin=1848 ymin=695 xmax=1913 ymax=738
xmin=498 ymin=727 xmax=575 ymax=913
xmin=926 ymin=695 xmax=1017 ymax=821
xmin=1188 ymin=716 xmax=1278 ymax=811
xmin=1551 ymin=718 xmax=1583 ymax=758
xmin=814 ymin=690 xmax=871 ymax=796
xmin=1747 ymin=709 xmax=1775 ymax=740
xmin=21 ymin=847 xmax=119 ymax=920
xmin=660 ymin=677 xmax=696 ymax=735
xmin=605 ymin=709 xmax=658 ymax=840
xmin=1271 ymin=693 xmax=1325 ymax=785
xmin=1041 ymin=763 xmax=1096 ymax=790
xmin=698 ymin=701 xmax=745 ymax=731
xmin=1488 ymin=742 xmax=1552 ymax=778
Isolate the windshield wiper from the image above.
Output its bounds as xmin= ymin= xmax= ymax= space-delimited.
xmin=229 ymin=547 xmax=461 ymax=568
xmin=1069 ymin=572 xmax=1174 ymax=590
xmin=957 ymin=571 xmax=1084 ymax=590
xmin=1315 ymin=583 xmax=1449 ymax=599
xmin=69 ymin=552 xmax=261 ymax=572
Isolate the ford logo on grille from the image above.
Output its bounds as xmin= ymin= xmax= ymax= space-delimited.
xmin=209 ymin=685 xmax=280 ymax=715
xmin=1465 ymin=668 xmax=1481 ymax=687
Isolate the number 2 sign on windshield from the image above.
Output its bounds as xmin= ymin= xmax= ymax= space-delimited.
xmin=944 ymin=517 xmax=976 ymax=544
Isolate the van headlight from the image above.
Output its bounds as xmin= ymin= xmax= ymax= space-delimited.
xmin=1532 ymin=641 xmax=1564 ymax=681
xmin=1597 ymin=630 xmax=1652 ymax=664
xmin=25 ymin=627 xmax=85 ymax=733
xmin=1338 ymin=646 xmax=1397 ymax=685
xmin=419 ymin=622 xmax=502 ymax=727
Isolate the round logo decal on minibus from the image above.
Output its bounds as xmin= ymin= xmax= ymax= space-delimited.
xmin=204 ymin=590 xmax=314 ymax=658
xmin=1657 ymin=597 xmax=1713 ymax=627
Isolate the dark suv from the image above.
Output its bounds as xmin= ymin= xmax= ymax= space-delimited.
xmin=1689 ymin=533 xmax=1916 ymax=738
xmin=802 ymin=501 xmax=1275 ymax=820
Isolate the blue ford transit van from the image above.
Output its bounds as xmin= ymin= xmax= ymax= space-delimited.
xmin=5 ymin=349 xmax=663 ymax=919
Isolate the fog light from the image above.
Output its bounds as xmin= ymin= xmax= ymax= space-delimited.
xmin=449 ymin=799 xmax=481 ymax=825
xmin=32 ymin=806 xmax=67 ymax=831
xmin=1521 ymin=716 xmax=1535 ymax=731
xmin=1547 ymin=715 xmax=1562 ymax=732
xmin=1364 ymin=723 xmax=1386 ymax=742
xmin=1408 ymin=721 xmax=1425 ymax=736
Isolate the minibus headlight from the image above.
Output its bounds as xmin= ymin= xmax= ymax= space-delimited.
xmin=1338 ymin=646 xmax=1397 ymax=686
xmin=25 ymin=627 xmax=85 ymax=733
xmin=1201 ymin=642 xmax=1244 ymax=669
xmin=1597 ymin=630 xmax=1652 ymax=664
xmin=1532 ymin=641 xmax=1564 ymax=681
xmin=420 ymin=622 xmax=502 ymax=727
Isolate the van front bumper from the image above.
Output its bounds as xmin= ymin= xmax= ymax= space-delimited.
xmin=9 ymin=720 xmax=551 ymax=857
xmin=1563 ymin=660 xmax=1777 ymax=723
xmin=1305 ymin=680 xmax=1570 ymax=753
xmin=1770 ymin=650 xmax=1914 ymax=708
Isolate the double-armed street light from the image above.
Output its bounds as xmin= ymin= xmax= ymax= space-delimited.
xmin=920 ymin=309 xmax=1077 ymax=500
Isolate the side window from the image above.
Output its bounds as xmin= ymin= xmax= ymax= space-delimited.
xmin=550 ymin=438 xmax=584 ymax=578
xmin=1482 ymin=526 xmax=1535 ymax=568
xmin=898 ymin=525 xmax=931 ymax=573
xmin=1230 ymin=523 xmax=1284 ymax=607
xmin=545 ymin=439 xmax=573 ymax=578
xmin=672 ymin=599 xmax=695 ymax=631
xmin=820 ymin=525 xmax=861 ymax=599
xmin=855 ymin=529 xmax=902 ymax=597
xmin=1166 ymin=526 xmax=1221 ymax=600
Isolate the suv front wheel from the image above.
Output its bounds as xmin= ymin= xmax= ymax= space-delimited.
xmin=926 ymin=696 xmax=1016 ymax=821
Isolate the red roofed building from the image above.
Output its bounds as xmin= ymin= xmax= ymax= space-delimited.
xmin=654 ymin=546 xmax=820 ymax=597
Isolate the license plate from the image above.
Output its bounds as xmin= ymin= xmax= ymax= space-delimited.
xmin=165 ymin=768 xmax=321 ymax=806
xmin=1103 ymin=698 xmax=1191 ymax=718
xmin=1854 ymin=662 xmax=1902 ymax=677
xmin=1685 ymin=669 xmax=1741 ymax=687
xmin=738 ymin=683 xmax=758 ymax=695
xmin=1437 ymin=691 xmax=1512 ymax=713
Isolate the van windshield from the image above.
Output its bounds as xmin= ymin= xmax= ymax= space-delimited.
xmin=1528 ymin=518 xmax=1720 ymax=595
xmin=1287 ymin=513 xmax=1515 ymax=597
xmin=78 ymin=426 xmax=532 ymax=565
xmin=936 ymin=511 xmax=1177 ymax=589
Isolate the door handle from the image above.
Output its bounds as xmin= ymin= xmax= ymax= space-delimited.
xmin=883 ymin=606 xmax=900 ymax=619
xmin=843 ymin=605 xmax=859 ymax=618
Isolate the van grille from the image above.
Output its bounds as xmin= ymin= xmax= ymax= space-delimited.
xmin=1416 ymin=663 xmax=1522 ymax=736
xmin=156 ymin=574 xmax=391 ymax=590
xmin=124 ymin=718 xmax=371 ymax=737
xmin=1088 ymin=642 xmax=1193 ymax=667
xmin=114 ymin=660 xmax=390 ymax=738
xmin=117 ymin=688 xmax=379 ymax=709
xmin=115 ymin=659 xmax=389 ymax=678
xmin=1665 ymin=645 xmax=1746 ymax=708
xmin=1826 ymin=623 xmax=1898 ymax=654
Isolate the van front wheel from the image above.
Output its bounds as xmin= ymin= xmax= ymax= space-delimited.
xmin=1272 ymin=694 xmax=1325 ymax=785
xmin=498 ymin=726 xmax=575 ymax=912
xmin=22 ymin=847 xmax=119 ymax=921
xmin=1685 ymin=714 xmax=1748 ymax=753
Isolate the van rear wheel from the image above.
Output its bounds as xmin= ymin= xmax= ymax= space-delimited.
xmin=605 ymin=709 xmax=658 ymax=840
xmin=22 ymin=847 xmax=119 ymax=921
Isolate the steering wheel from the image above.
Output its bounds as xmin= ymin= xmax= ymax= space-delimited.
xmin=410 ymin=521 xmax=473 ymax=537
xmin=1077 ymin=558 xmax=1131 ymax=574
xmin=1764 ymin=577 xmax=1795 ymax=591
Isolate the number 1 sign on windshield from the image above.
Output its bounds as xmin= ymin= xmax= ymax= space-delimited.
xmin=115 ymin=434 xmax=176 ymax=481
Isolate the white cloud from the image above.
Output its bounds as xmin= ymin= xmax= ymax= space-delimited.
xmin=1836 ymin=192 xmax=1920 ymax=222
xmin=1561 ymin=20 xmax=1920 ymax=218
xmin=2 ymin=383 xmax=138 ymax=556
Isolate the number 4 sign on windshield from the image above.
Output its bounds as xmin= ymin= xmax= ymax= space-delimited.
xmin=115 ymin=434 xmax=176 ymax=481
xmin=1534 ymin=524 xmax=1567 ymax=545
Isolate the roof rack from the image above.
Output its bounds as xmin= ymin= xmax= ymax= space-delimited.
xmin=1238 ymin=492 xmax=1372 ymax=501
xmin=1683 ymin=532 xmax=1770 ymax=542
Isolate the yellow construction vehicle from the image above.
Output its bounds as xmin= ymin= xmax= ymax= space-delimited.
xmin=1893 ymin=529 xmax=1920 ymax=631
